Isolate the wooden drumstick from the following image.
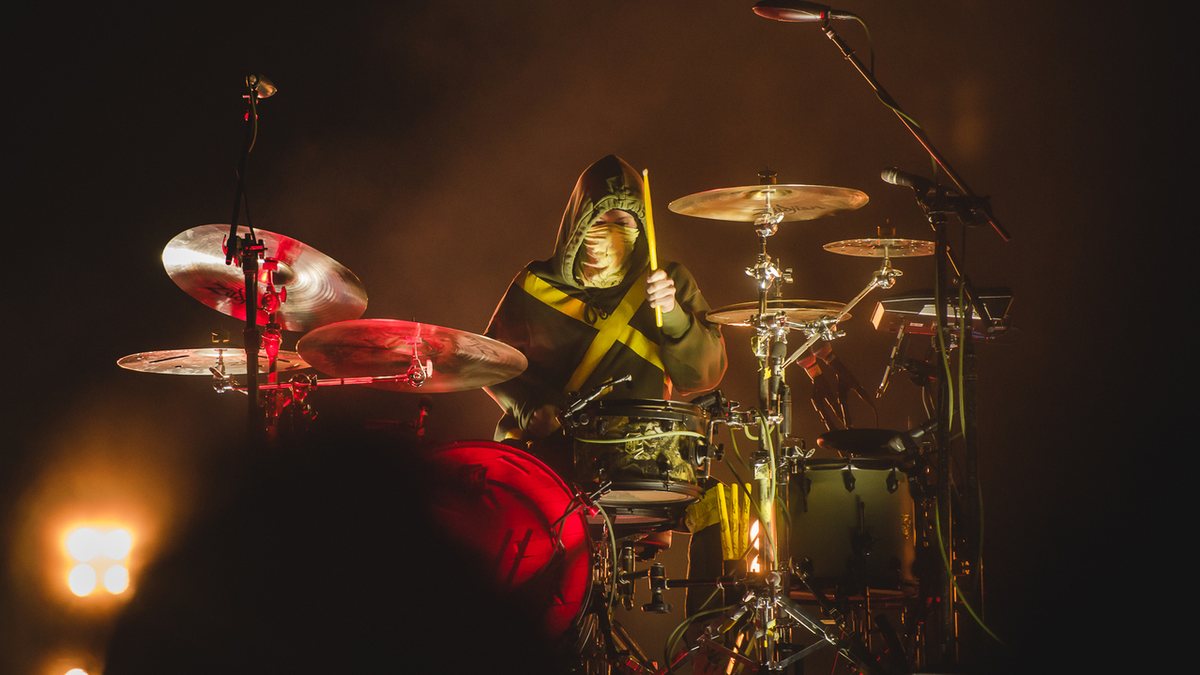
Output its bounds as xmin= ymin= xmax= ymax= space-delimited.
xmin=641 ymin=168 xmax=663 ymax=328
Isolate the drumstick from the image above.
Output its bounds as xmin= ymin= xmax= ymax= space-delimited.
xmin=641 ymin=168 xmax=663 ymax=328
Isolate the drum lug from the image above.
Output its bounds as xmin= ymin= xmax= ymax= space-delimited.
xmin=842 ymin=468 xmax=856 ymax=492
xmin=886 ymin=467 xmax=899 ymax=494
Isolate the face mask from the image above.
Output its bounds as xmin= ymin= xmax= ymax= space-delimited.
xmin=577 ymin=222 xmax=639 ymax=288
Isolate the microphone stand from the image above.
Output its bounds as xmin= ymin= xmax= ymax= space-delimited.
xmin=798 ymin=15 xmax=1010 ymax=668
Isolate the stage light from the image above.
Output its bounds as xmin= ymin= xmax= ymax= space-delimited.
xmin=65 ymin=669 xmax=89 ymax=675
xmin=67 ymin=563 xmax=98 ymax=597
xmin=64 ymin=524 xmax=134 ymax=596
xmin=748 ymin=520 xmax=761 ymax=573
xmin=103 ymin=564 xmax=130 ymax=594
xmin=65 ymin=527 xmax=102 ymax=562
xmin=102 ymin=528 xmax=133 ymax=560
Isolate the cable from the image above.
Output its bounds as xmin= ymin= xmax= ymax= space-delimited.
xmin=932 ymin=497 xmax=1003 ymax=645
xmin=663 ymin=603 xmax=737 ymax=673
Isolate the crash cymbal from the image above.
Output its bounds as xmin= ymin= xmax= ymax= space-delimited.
xmin=667 ymin=184 xmax=868 ymax=222
xmin=823 ymin=238 xmax=935 ymax=258
xmin=162 ymin=224 xmax=368 ymax=332
xmin=296 ymin=319 xmax=528 ymax=393
xmin=117 ymin=348 xmax=310 ymax=376
xmin=816 ymin=428 xmax=903 ymax=457
xmin=707 ymin=299 xmax=848 ymax=326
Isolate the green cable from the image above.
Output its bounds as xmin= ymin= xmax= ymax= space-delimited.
xmin=664 ymin=603 xmax=738 ymax=672
xmin=933 ymin=497 xmax=1003 ymax=645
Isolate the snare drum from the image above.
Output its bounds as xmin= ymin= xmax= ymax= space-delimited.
xmin=425 ymin=441 xmax=591 ymax=638
xmin=567 ymin=398 xmax=707 ymax=511
xmin=788 ymin=459 xmax=917 ymax=592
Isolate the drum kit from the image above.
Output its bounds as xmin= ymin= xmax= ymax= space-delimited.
xmin=116 ymin=163 xmax=989 ymax=674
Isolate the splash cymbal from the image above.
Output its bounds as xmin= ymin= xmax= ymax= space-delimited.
xmin=163 ymin=224 xmax=368 ymax=332
xmin=296 ymin=319 xmax=528 ymax=393
xmin=823 ymin=238 xmax=935 ymax=258
xmin=117 ymin=348 xmax=310 ymax=376
xmin=707 ymin=299 xmax=848 ymax=326
xmin=667 ymin=184 xmax=868 ymax=222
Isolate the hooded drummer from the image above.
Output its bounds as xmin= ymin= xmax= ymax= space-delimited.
xmin=483 ymin=154 xmax=727 ymax=467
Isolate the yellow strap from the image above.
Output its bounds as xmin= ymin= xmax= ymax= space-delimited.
xmin=516 ymin=271 xmax=663 ymax=392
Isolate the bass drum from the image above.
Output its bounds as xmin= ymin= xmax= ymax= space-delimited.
xmin=788 ymin=459 xmax=917 ymax=593
xmin=426 ymin=440 xmax=591 ymax=639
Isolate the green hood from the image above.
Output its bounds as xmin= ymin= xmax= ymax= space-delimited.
xmin=537 ymin=154 xmax=649 ymax=289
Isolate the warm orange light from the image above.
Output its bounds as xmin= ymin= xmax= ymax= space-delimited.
xmin=67 ymin=563 xmax=98 ymax=597
xmin=103 ymin=564 xmax=130 ymax=594
xmin=65 ymin=527 xmax=102 ymax=562
xmin=64 ymin=525 xmax=134 ymax=597
xmin=65 ymin=669 xmax=89 ymax=675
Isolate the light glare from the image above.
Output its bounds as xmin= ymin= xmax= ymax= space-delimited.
xmin=65 ymin=527 xmax=102 ymax=562
xmin=103 ymin=564 xmax=130 ymax=594
xmin=68 ymin=564 xmax=98 ymax=596
xmin=102 ymin=528 xmax=133 ymax=560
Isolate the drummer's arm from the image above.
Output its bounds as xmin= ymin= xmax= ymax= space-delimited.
xmin=655 ymin=262 xmax=727 ymax=394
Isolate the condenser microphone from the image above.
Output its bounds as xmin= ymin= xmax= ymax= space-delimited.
xmin=245 ymin=73 xmax=278 ymax=99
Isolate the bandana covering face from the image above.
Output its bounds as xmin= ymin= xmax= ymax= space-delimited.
xmin=577 ymin=222 xmax=640 ymax=288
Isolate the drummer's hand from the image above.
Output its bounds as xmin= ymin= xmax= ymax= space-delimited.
xmin=646 ymin=269 xmax=677 ymax=314
xmin=526 ymin=403 xmax=562 ymax=439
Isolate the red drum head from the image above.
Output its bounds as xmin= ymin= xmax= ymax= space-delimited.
xmin=426 ymin=441 xmax=590 ymax=638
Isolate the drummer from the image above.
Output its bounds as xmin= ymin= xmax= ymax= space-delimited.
xmin=483 ymin=154 xmax=727 ymax=470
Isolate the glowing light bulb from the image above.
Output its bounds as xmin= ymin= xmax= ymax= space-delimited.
xmin=66 ymin=528 xmax=102 ymax=562
xmin=102 ymin=528 xmax=133 ymax=560
xmin=65 ymin=668 xmax=89 ymax=675
xmin=68 ymin=563 xmax=98 ymax=596
xmin=103 ymin=564 xmax=130 ymax=594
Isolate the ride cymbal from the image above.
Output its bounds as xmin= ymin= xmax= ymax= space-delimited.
xmin=296 ymin=319 xmax=527 ymax=393
xmin=707 ymin=299 xmax=848 ymax=327
xmin=668 ymin=185 xmax=868 ymax=222
xmin=823 ymin=238 xmax=935 ymax=258
xmin=163 ymin=224 xmax=368 ymax=332
xmin=117 ymin=348 xmax=310 ymax=376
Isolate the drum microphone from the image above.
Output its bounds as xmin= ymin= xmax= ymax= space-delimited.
xmin=245 ymin=73 xmax=278 ymax=99
xmin=886 ymin=419 xmax=938 ymax=454
xmin=880 ymin=167 xmax=943 ymax=195
xmin=876 ymin=325 xmax=908 ymax=398
xmin=752 ymin=1 xmax=859 ymax=22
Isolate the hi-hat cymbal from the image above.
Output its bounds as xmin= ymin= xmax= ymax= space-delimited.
xmin=296 ymin=319 xmax=528 ymax=393
xmin=117 ymin=348 xmax=310 ymax=376
xmin=823 ymin=238 xmax=935 ymax=258
xmin=163 ymin=224 xmax=368 ymax=332
xmin=668 ymin=185 xmax=868 ymax=222
xmin=707 ymin=299 xmax=848 ymax=326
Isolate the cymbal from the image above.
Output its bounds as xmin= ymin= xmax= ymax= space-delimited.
xmin=667 ymin=184 xmax=868 ymax=222
xmin=296 ymin=319 xmax=528 ymax=393
xmin=816 ymin=428 xmax=903 ymax=457
xmin=162 ymin=224 xmax=368 ymax=332
xmin=117 ymin=348 xmax=311 ymax=376
xmin=823 ymin=237 xmax=935 ymax=258
xmin=707 ymin=299 xmax=848 ymax=326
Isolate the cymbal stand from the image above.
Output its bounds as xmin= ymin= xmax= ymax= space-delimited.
xmin=224 ymin=74 xmax=275 ymax=443
xmin=667 ymin=199 xmax=894 ymax=675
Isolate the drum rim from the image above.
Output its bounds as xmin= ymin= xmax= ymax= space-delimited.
xmin=798 ymin=458 xmax=906 ymax=471
xmin=584 ymin=397 xmax=706 ymax=417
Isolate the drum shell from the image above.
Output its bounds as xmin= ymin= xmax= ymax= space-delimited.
xmin=425 ymin=440 xmax=591 ymax=639
xmin=788 ymin=459 xmax=917 ymax=591
xmin=568 ymin=398 xmax=707 ymax=507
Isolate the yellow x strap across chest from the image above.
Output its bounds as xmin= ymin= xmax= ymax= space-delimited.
xmin=518 ymin=271 xmax=663 ymax=392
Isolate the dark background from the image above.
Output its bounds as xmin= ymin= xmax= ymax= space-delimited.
xmin=3 ymin=2 xmax=1170 ymax=672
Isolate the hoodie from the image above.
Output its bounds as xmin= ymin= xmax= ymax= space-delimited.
xmin=483 ymin=155 xmax=727 ymax=448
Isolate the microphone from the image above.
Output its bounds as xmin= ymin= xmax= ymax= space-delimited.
xmin=752 ymin=1 xmax=859 ymax=23
xmin=880 ymin=167 xmax=942 ymax=194
xmin=876 ymin=325 xmax=907 ymax=399
xmin=245 ymin=73 xmax=278 ymax=99
xmin=885 ymin=419 xmax=938 ymax=454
